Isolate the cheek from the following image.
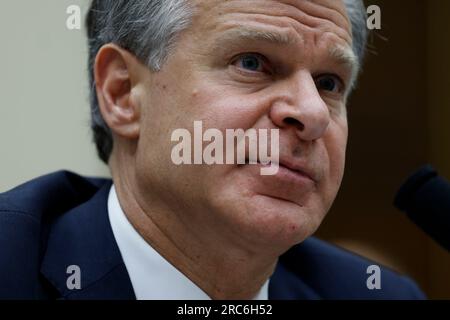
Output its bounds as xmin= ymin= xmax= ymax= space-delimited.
xmin=189 ymin=79 xmax=274 ymax=131
xmin=135 ymin=87 xmax=193 ymax=195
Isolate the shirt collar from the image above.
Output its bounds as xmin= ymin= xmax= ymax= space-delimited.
xmin=108 ymin=185 xmax=269 ymax=300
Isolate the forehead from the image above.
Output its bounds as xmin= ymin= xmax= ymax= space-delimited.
xmin=191 ymin=0 xmax=352 ymax=45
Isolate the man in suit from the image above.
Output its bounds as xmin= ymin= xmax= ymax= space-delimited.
xmin=0 ymin=0 xmax=426 ymax=299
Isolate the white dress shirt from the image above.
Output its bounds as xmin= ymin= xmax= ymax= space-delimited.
xmin=108 ymin=185 xmax=269 ymax=300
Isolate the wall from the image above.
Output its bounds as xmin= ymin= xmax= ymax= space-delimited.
xmin=0 ymin=0 xmax=108 ymax=193
xmin=426 ymin=0 xmax=450 ymax=299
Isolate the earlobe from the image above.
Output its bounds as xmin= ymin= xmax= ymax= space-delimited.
xmin=94 ymin=44 xmax=141 ymax=139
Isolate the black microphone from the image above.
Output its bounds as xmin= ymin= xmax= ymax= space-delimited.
xmin=394 ymin=165 xmax=450 ymax=252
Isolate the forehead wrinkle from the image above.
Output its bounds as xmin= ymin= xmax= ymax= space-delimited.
xmin=212 ymin=25 xmax=302 ymax=49
xmin=211 ymin=5 xmax=352 ymax=49
xmin=282 ymin=0 xmax=351 ymax=32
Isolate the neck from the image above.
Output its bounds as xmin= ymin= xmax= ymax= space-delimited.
xmin=110 ymin=157 xmax=277 ymax=300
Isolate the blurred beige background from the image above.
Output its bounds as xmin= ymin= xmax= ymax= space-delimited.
xmin=0 ymin=0 xmax=108 ymax=193
xmin=1 ymin=0 xmax=450 ymax=298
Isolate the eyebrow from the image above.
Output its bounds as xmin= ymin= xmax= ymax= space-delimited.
xmin=213 ymin=27 xmax=298 ymax=47
xmin=328 ymin=45 xmax=360 ymax=89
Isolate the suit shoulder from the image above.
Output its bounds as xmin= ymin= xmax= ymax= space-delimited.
xmin=0 ymin=171 xmax=109 ymax=222
xmin=0 ymin=171 xmax=110 ymax=299
xmin=280 ymin=237 xmax=426 ymax=299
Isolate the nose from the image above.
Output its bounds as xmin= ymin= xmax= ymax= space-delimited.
xmin=269 ymin=71 xmax=330 ymax=141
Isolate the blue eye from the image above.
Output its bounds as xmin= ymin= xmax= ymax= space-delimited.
xmin=316 ymin=75 xmax=341 ymax=93
xmin=235 ymin=54 xmax=265 ymax=72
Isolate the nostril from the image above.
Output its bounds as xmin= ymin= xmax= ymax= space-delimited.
xmin=284 ymin=117 xmax=305 ymax=131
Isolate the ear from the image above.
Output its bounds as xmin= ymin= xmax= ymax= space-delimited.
xmin=94 ymin=44 xmax=142 ymax=140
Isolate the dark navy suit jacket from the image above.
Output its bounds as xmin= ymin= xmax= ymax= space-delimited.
xmin=0 ymin=171 xmax=426 ymax=300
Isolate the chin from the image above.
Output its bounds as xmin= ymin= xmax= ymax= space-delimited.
xmin=247 ymin=194 xmax=324 ymax=246
xmin=212 ymin=191 xmax=325 ymax=252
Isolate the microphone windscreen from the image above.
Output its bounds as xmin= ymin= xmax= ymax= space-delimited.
xmin=394 ymin=165 xmax=450 ymax=252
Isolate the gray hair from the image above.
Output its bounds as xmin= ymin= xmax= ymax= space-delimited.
xmin=344 ymin=0 xmax=368 ymax=65
xmin=86 ymin=0 xmax=368 ymax=164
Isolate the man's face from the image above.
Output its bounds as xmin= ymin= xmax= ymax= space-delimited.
xmin=134 ymin=0 xmax=354 ymax=251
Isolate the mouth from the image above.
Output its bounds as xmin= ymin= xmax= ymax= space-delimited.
xmin=244 ymin=158 xmax=318 ymax=185
xmin=278 ymin=160 xmax=317 ymax=184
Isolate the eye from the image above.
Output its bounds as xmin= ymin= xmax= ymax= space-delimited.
xmin=316 ymin=75 xmax=343 ymax=93
xmin=232 ymin=53 xmax=267 ymax=73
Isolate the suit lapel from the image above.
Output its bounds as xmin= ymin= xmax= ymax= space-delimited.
xmin=40 ymin=181 xmax=135 ymax=300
